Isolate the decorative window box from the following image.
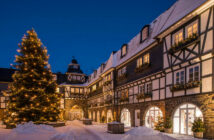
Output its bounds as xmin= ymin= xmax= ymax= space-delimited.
xmin=135 ymin=63 xmax=151 ymax=73
xmin=103 ymin=80 xmax=112 ymax=86
xmin=136 ymin=92 xmax=152 ymax=100
xmin=105 ymin=100 xmax=112 ymax=105
xmin=169 ymin=33 xmax=199 ymax=54
xmin=170 ymin=80 xmax=200 ymax=92
xmin=116 ymin=73 xmax=127 ymax=81
xmin=119 ymin=97 xmax=129 ymax=103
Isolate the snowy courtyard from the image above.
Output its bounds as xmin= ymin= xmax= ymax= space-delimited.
xmin=0 ymin=121 xmax=202 ymax=140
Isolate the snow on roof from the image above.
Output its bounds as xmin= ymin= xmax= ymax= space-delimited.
xmin=76 ymin=0 xmax=207 ymax=86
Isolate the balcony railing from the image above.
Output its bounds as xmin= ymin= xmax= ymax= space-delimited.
xmin=119 ymin=97 xmax=129 ymax=103
xmin=103 ymin=80 xmax=112 ymax=86
xmin=169 ymin=33 xmax=199 ymax=54
xmin=88 ymin=87 xmax=103 ymax=97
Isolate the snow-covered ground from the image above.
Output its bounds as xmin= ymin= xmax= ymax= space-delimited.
xmin=0 ymin=120 xmax=202 ymax=140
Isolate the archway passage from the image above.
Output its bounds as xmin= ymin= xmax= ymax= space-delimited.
xmin=68 ymin=105 xmax=84 ymax=120
xmin=173 ymin=103 xmax=203 ymax=135
xmin=145 ymin=106 xmax=163 ymax=129
xmin=107 ymin=110 xmax=113 ymax=123
xmin=121 ymin=108 xmax=131 ymax=127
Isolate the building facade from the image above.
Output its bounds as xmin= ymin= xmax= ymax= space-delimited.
xmin=0 ymin=0 xmax=214 ymax=138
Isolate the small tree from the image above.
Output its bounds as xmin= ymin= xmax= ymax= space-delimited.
xmin=164 ymin=117 xmax=172 ymax=129
xmin=154 ymin=116 xmax=164 ymax=132
xmin=192 ymin=118 xmax=205 ymax=132
xmin=4 ymin=29 xmax=61 ymax=127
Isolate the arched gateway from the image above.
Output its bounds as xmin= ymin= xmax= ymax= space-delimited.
xmin=68 ymin=105 xmax=84 ymax=120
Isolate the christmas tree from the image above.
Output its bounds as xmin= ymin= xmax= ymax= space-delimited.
xmin=4 ymin=29 xmax=61 ymax=127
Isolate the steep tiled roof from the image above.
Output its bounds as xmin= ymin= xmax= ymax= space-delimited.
xmin=86 ymin=0 xmax=207 ymax=86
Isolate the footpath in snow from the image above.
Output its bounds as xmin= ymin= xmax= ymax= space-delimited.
xmin=0 ymin=120 xmax=201 ymax=140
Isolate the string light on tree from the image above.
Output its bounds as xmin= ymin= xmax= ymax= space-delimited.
xmin=4 ymin=29 xmax=61 ymax=127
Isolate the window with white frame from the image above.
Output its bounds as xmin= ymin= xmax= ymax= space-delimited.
xmin=145 ymin=83 xmax=152 ymax=94
xmin=92 ymin=85 xmax=97 ymax=91
xmin=139 ymin=84 xmax=144 ymax=94
xmin=121 ymin=45 xmax=127 ymax=57
xmin=118 ymin=66 xmax=126 ymax=77
xmin=175 ymin=71 xmax=185 ymax=84
xmin=71 ymin=88 xmax=74 ymax=93
xmin=143 ymin=53 xmax=150 ymax=64
xmin=75 ymin=88 xmax=79 ymax=93
xmin=0 ymin=96 xmax=6 ymax=109
xmin=137 ymin=57 xmax=143 ymax=68
xmin=174 ymin=31 xmax=183 ymax=44
xmin=187 ymin=22 xmax=198 ymax=37
xmin=188 ymin=66 xmax=199 ymax=82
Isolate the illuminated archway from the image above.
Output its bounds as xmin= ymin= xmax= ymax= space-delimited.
xmin=68 ymin=105 xmax=83 ymax=120
xmin=173 ymin=103 xmax=203 ymax=135
xmin=107 ymin=110 xmax=113 ymax=123
xmin=97 ymin=111 xmax=100 ymax=122
xmin=121 ymin=108 xmax=131 ymax=127
xmin=145 ymin=106 xmax=163 ymax=129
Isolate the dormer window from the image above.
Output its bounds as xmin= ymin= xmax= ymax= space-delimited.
xmin=173 ymin=30 xmax=183 ymax=45
xmin=121 ymin=44 xmax=127 ymax=58
xmin=141 ymin=25 xmax=150 ymax=42
xmin=94 ymin=70 xmax=97 ymax=78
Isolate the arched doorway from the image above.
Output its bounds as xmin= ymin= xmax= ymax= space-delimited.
xmin=97 ymin=111 xmax=100 ymax=122
xmin=101 ymin=110 xmax=105 ymax=123
xmin=88 ymin=111 xmax=91 ymax=119
xmin=68 ymin=105 xmax=83 ymax=120
xmin=121 ymin=108 xmax=131 ymax=127
xmin=107 ymin=110 xmax=113 ymax=123
xmin=93 ymin=111 xmax=96 ymax=121
xmin=145 ymin=106 xmax=163 ymax=129
xmin=173 ymin=103 xmax=203 ymax=135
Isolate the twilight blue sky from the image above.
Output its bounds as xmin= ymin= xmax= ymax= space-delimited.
xmin=0 ymin=0 xmax=176 ymax=74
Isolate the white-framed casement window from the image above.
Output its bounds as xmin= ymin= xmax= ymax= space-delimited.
xmin=137 ymin=57 xmax=143 ymax=68
xmin=188 ymin=66 xmax=199 ymax=82
xmin=139 ymin=84 xmax=145 ymax=94
xmin=121 ymin=45 xmax=127 ymax=57
xmin=92 ymin=85 xmax=97 ymax=91
xmin=145 ymin=83 xmax=152 ymax=94
xmin=186 ymin=21 xmax=198 ymax=37
xmin=75 ymin=88 xmax=79 ymax=93
xmin=175 ymin=71 xmax=185 ymax=84
xmin=65 ymin=86 xmax=71 ymax=97
xmin=0 ymin=96 xmax=6 ymax=109
xmin=77 ymin=76 xmax=81 ymax=81
xmin=143 ymin=53 xmax=150 ymax=64
xmin=174 ymin=30 xmax=183 ymax=44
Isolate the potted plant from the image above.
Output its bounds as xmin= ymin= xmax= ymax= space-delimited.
xmin=164 ymin=117 xmax=172 ymax=133
xmin=192 ymin=118 xmax=205 ymax=139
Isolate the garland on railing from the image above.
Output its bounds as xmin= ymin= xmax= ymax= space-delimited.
xmin=136 ymin=92 xmax=152 ymax=100
xmin=116 ymin=73 xmax=127 ymax=81
xmin=170 ymin=80 xmax=200 ymax=92
xmin=135 ymin=63 xmax=151 ymax=73
xmin=105 ymin=99 xmax=112 ymax=104
xmin=169 ymin=33 xmax=199 ymax=54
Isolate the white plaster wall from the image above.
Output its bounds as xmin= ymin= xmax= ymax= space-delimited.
xmin=174 ymin=90 xmax=185 ymax=97
xmin=164 ymin=54 xmax=169 ymax=68
xmin=166 ymin=86 xmax=172 ymax=98
xmin=186 ymin=87 xmax=200 ymax=95
xmin=202 ymin=77 xmax=212 ymax=92
xmin=166 ymin=73 xmax=172 ymax=85
xmin=160 ymin=89 xmax=165 ymax=99
xmin=203 ymin=30 xmax=213 ymax=53
xmin=152 ymin=90 xmax=159 ymax=100
xmin=134 ymin=86 xmax=138 ymax=94
xmin=160 ymin=77 xmax=165 ymax=88
xmin=152 ymin=79 xmax=159 ymax=90
xmin=202 ymin=59 xmax=212 ymax=76
xmin=201 ymin=9 xmax=209 ymax=33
